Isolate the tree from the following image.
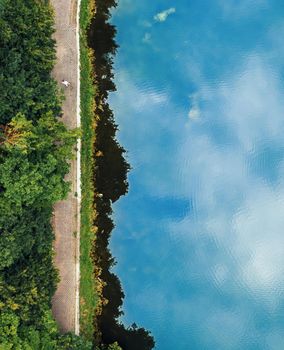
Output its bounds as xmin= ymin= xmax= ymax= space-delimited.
xmin=0 ymin=113 xmax=77 ymax=208
xmin=0 ymin=1 xmax=88 ymax=347
xmin=107 ymin=342 xmax=123 ymax=350
xmin=0 ymin=0 xmax=61 ymax=124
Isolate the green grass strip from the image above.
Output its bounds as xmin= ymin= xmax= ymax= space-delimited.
xmin=79 ymin=0 xmax=97 ymax=340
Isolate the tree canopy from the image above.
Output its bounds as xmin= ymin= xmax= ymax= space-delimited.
xmin=87 ymin=0 xmax=154 ymax=349
xmin=0 ymin=0 xmax=89 ymax=347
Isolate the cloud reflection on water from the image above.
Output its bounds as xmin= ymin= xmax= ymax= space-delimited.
xmin=110 ymin=1 xmax=284 ymax=349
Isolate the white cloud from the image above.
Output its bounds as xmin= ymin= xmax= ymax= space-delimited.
xmin=218 ymin=57 xmax=284 ymax=151
xmin=154 ymin=7 xmax=176 ymax=22
xmin=142 ymin=32 xmax=151 ymax=44
xmin=170 ymin=55 xmax=284 ymax=303
xmin=139 ymin=20 xmax=152 ymax=28
xmin=112 ymin=53 xmax=284 ymax=305
xmin=109 ymin=70 xmax=179 ymax=185
xmin=188 ymin=107 xmax=200 ymax=120
xmin=203 ymin=306 xmax=247 ymax=347
xmin=188 ymin=94 xmax=201 ymax=120
xmin=110 ymin=5 xmax=284 ymax=344
xmin=233 ymin=185 xmax=284 ymax=297
xmin=113 ymin=70 xmax=168 ymax=112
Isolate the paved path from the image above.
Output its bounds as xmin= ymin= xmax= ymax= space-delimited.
xmin=51 ymin=0 xmax=81 ymax=335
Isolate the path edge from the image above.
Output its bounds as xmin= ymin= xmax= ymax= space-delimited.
xmin=75 ymin=0 xmax=81 ymax=336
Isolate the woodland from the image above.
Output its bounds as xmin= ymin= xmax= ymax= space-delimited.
xmin=88 ymin=0 xmax=155 ymax=349
xmin=0 ymin=0 xmax=154 ymax=349
xmin=0 ymin=0 xmax=90 ymax=348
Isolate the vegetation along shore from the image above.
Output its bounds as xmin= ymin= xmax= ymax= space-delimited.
xmin=0 ymin=0 xmax=154 ymax=348
xmin=81 ymin=0 xmax=155 ymax=349
xmin=0 ymin=0 xmax=90 ymax=347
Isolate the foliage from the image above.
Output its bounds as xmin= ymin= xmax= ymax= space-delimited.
xmin=0 ymin=0 xmax=61 ymax=124
xmin=0 ymin=0 xmax=89 ymax=347
xmin=0 ymin=310 xmax=92 ymax=349
xmin=0 ymin=113 xmax=77 ymax=208
xmin=79 ymin=0 xmax=98 ymax=340
xmin=103 ymin=342 xmax=123 ymax=350
xmin=85 ymin=0 xmax=155 ymax=349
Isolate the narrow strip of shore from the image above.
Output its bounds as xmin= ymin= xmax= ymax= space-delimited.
xmin=50 ymin=0 xmax=81 ymax=334
xmin=75 ymin=0 xmax=82 ymax=336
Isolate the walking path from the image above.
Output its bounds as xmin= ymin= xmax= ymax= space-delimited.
xmin=51 ymin=0 xmax=81 ymax=335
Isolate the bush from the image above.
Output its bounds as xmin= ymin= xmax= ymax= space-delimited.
xmin=0 ymin=0 xmax=89 ymax=347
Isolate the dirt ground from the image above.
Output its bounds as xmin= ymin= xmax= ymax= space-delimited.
xmin=50 ymin=0 xmax=80 ymax=334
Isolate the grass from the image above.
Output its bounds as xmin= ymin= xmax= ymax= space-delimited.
xmin=79 ymin=0 xmax=97 ymax=340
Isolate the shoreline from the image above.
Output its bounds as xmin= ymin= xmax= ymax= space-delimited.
xmin=75 ymin=0 xmax=82 ymax=336
xmin=81 ymin=0 xmax=155 ymax=348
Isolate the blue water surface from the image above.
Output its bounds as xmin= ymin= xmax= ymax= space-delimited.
xmin=109 ymin=1 xmax=284 ymax=349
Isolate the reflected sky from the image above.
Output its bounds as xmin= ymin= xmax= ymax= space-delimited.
xmin=109 ymin=1 xmax=284 ymax=349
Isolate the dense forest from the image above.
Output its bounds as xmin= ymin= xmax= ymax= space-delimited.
xmin=0 ymin=0 xmax=155 ymax=348
xmin=87 ymin=0 xmax=155 ymax=349
xmin=0 ymin=0 xmax=90 ymax=348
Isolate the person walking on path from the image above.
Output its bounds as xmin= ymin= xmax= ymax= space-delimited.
xmin=61 ymin=79 xmax=71 ymax=87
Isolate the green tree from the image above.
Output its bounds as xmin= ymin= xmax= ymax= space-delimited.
xmin=0 ymin=113 xmax=77 ymax=208
xmin=0 ymin=1 xmax=87 ymax=346
xmin=0 ymin=0 xmax=61 ymax=124
xmin=107 ymin=342 xmax=123 ymax=350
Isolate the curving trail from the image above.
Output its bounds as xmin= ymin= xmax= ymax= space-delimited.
xmin=50 ymin=0 xmax=81 ymax=335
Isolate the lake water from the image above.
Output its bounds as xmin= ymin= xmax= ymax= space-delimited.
xmin=109 ymin=1 xmax=284 ymax=349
